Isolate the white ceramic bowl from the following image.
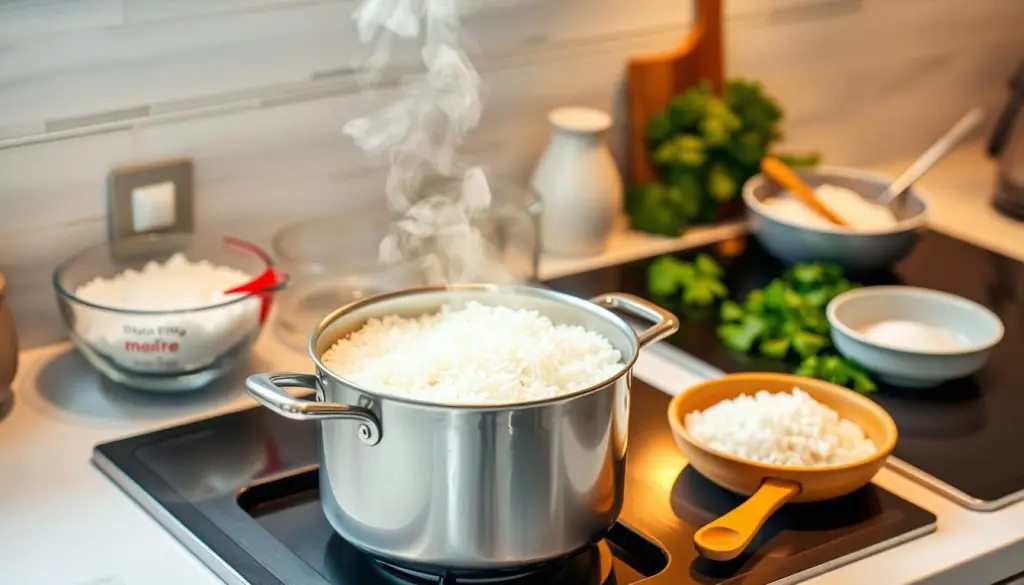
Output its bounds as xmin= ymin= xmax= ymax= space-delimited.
xmin=826 ymin=286 xmax=1004 ymax=388
xmin=743 ymin=166 xmax=929 ymax=271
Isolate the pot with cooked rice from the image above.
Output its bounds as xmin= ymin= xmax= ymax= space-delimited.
xmin=245 ymin=284 xmax=677 ymax=574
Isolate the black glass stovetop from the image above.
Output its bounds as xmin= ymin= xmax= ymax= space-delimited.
xmin=546 ymin=229 xmax=1024 ymax=510
xmin=93 ymin=379 xmax=935 ymax=585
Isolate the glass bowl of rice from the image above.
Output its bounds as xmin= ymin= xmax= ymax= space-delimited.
xmin=53 ymin=233 xmax=282 ymax=392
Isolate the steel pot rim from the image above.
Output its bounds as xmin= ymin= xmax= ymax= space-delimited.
xmin=306 ymin=283 xmax=676 ymax=411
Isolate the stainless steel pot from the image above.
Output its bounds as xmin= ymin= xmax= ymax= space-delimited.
xmin=246 ymin=284 xmax=677 ymax=573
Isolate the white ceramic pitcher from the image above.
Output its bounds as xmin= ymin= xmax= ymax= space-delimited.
xmin=531 ymin=107 xmax=623 ymax=257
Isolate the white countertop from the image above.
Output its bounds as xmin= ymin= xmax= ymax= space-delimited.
xmin=2 ymin=141 xmax=1024 ymax=585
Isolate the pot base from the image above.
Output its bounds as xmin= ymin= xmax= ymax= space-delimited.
xmin=372 ymin=541 xmax=613 ymax=584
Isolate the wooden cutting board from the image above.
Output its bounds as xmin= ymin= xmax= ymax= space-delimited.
xmin=626 ymin=0 xmax=724 ymax=185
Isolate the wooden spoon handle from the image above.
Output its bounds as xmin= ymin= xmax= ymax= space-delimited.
xmin=694 ymin=479 xmax=801 ymax=561
xmin=761 ymin=157 xmax=849 ymax=227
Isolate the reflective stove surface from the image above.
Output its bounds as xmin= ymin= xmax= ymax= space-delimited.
xmin=94 ymin=379 xmax=935 ymax=584
xmin=547 ymin=231 xmax=1024 ymax=510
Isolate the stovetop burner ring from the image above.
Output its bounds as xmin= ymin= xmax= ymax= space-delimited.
xmin=370 ymin=541 xmax=614 ymax=585
xmin=373 ymin=560 xmax=537 ymax=584
xmin=91 ymin=375 xmax=939 ymax=585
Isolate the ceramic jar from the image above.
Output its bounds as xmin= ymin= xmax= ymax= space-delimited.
xmin=0 ymin=272 xmax=18 ymax=399
xmin=531 ymin=107 xmax=624 ymax=257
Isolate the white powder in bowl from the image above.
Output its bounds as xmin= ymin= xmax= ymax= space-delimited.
xmin=859 ymin=319 xmax=965 ymax=353
xmin=684 ymin=387 xmax=877 ymax=467
xmin=321 ymin=301 xmax=624 ymax=404
xmin=762 ymin=184 xmax=897 ymax=231
xmin=71 ymin=253 xmax=261 ymax=373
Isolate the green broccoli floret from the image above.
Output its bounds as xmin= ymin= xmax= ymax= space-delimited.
xmin=663 ymin=173 xmax=702 ymax=222
xmin=667 ymin=81 xmax=713 ymax=131
xmin=726 ymin=79 xmax=783 ymax=137
xmin=645 ymin=112 xmax=674 ymax=146
xmin=653 ymin=135 xmax=707 ymax=169
xmin=694 ymin=254 xmax=724 ymax=278
xmin=645 ymin=254 xmax=728 ymax=309
xmin=795 ymin=354 xmax=878 ymax=394
xmin=744 ymin=289 xmax=765 ymax=313
xmin=647 ymin=257 xmax=686 ymax=297
xmin=727 ymin=131 xmax=766 ymax=167
xmin=719 ymin=314 xmax=768 ymax=352
xmin=794 ymin=355 xmax=819 ymax=378
xmin=761 ymin=280 xmax=789 ymax=311
xmin=791 ymin=331 xmax=830 ymax=359
xmin=848 ymin=366 xmax=878 ymax=394
xmin=819 ymin=354 xmax=852 ymax=387
xmin=720 ymin=299 xmax=744 ymax=322
xmin=784 ymin=262 xmax=844 ymax=287
xmin=759 ymin=337 xmax=791 ymax=359
xmin=627 ymin=184 xmax=688 ymax=237
xmin=799 ymin=309 xmax=831 ymax=335
xmin=707 ymin=163 xmax=738 ymax=203
xmin=683 ymin=276 xmax=727 ymax=307
xmin=786 ymin=263 xmax=828 ymax=286
xmin=636 ymin=77 xmax=820 ymax=239
xmin=700 ymin=98 xmax=742 ymax=147
xmin=802 ymin=287 xmax=835 ymax=309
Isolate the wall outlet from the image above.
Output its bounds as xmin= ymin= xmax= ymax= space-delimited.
xmin=108 ymin=158 xmax=194 ymax=242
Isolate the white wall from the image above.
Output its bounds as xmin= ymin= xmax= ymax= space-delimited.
xmin=1 ymin=0 xmax=1021 ymax=347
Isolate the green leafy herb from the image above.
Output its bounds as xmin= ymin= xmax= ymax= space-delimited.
xmin=796 ymin=354 xmax=878 ymax=394
xmin=759 ymin=337 xmax=790 ymax=359
xmin=646 ymin=254 xmax=727 ymax=308
xmin=629 ymin=79 xmax=820 ymax=236
xmin=792 ymin=331 xmax=830 ymax=359
xmin=653 ymin=135 xmax=707 ymax=168
xmin=719 ymin=299 xmax=744 ymax=322
xmin=665 ymin=83 xmax=713 ymax=131
xmin=717 ymin=262 xmax=859 ymax=364
xmin=718 ymin=314 xmax=768 ymax=352
xmin=646 ymin=256 xmax=878 ymax=394
xmin=707 ymin=163 xmax=738 ymax=202
xmin=626 ymin=184 xmax=691 ymax=237
xmin=645 ymin=112 xmax=674 ymax=145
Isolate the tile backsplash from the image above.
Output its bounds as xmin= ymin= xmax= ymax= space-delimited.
xmin=1 ymin=0 xmax=1021 ymax=348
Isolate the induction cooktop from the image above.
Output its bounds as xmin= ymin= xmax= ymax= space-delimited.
xmin=93 ymin=379 xmax=935 ymax=585
xmin=546 ymin=229 xmax=1024 ymax=511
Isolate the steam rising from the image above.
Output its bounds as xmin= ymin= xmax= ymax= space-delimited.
xmin=345 ymin=0 xmax=514 ymax=284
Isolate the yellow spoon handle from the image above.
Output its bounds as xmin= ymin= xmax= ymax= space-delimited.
xmin=694 ymin=478 xmax=801 ymax=561
xmin=761 ymin=157 xmax=849 ymax=227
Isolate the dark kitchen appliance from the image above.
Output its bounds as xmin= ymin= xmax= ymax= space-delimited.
xmin=989 ymin=58 xmax=1024 ymax=220
xmin=547 ymin=230 xmax=1024 ymax=511
xmin=93 ymin=379 xmax=934 ymax=585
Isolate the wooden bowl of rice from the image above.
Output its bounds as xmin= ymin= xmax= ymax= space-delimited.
xmin=667 ymin=372 xmax=897 ymax=561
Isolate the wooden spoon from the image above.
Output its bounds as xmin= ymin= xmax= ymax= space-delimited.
xmin=761 ymin=157 xmax=849 ymax=227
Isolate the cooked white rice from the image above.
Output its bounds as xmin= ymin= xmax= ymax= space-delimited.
xmin=684 ymin=387 xmax=876 ymax=466
xmin=320 ymin=301 xmax=624 ymax=404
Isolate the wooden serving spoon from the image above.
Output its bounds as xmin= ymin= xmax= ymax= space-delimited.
xmin=761 ymin=156 xmax=849 ymax=227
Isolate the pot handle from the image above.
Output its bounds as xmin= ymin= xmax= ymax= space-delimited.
xmin=591 ymin=293 xmax=679 ymax=348
xmin=245 ymin=373 xmax=382 ymax=445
